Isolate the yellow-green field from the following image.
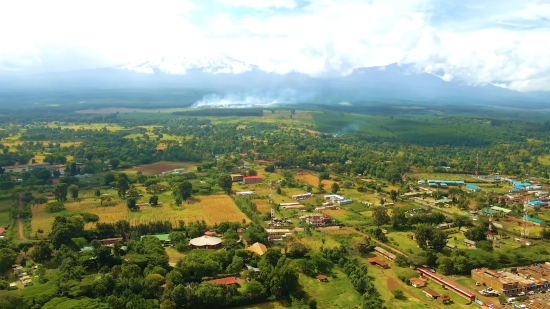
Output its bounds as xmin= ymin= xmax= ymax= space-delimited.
xmin=31 ymin=191 xmax=249 ymax=237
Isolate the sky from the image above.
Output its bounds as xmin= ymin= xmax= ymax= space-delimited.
xmin=0 ymin=0 xmax=549 ymax=91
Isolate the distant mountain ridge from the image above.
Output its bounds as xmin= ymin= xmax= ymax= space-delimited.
xmin=0 ymin=51 xmax=548 ymax=108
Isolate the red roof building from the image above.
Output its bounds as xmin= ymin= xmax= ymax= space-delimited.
xmin=305 ymin=215 xmax=334 ymax=227
xmin=243 ymin=176 xmax=262 ymax=184
xmin=0 ymin=227 xmax=5 ymax=236
xmin=207 ymin=277 xmax=239 ymax=285
xmin=204 ymin=231 xmax=217 ymax=236
xmin=367 ymin=257 xmax=389 ymax=269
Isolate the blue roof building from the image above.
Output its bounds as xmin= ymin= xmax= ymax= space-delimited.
xmin=427 ymin=180 xmax=465 ymax=186
xmin=465 ymin=184 xmax=481 ymax=192
xmin=513 ymin=182 xmax=531 ymax=189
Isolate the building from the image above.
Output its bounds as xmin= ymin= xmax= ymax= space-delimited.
xmin=446 ymin=244 xmax=456 ymax=251
xmin=324 ymin=194 xmax=345 ymax=201
xmin=437 ymin=222 xmax=455 ymax=230
xmin=305 ymin=215 xmax=334 ymax=227
xmin=292 ymin=193 xmax=313 ymax=200
xmin=236 ymin=191 xmax=256 ymax=196
xmin=230 ymin=174 xmax=244 ymax=182
xmin=428 ymin=180 xmax=465 ymax=187
xmin=99 ymin=237 xmax=124 ymax=246
xmin=465 ymin=184 xmax=481 ymax=192
xmin=337 ymin=198 xmax=353 ymax=206
xmin=418 ymin=268 xmax=476 ymax=301
xmin=472 ymin=268 xmax=537 ymax=296
xmin=439 ymin=295 xmax=451 ymax=304
xmin=316 ymin=275 xmax=328 ymax=282
xmin=374 ymin=246 xmax=396 ymax=260
xmin=246 ymin=242 xmax=268 ymax=256
xmin=464 ymin=239 xmax=476 ymax=247
xmin=410 ymin=277 xmax=428 ymax=288
xmin=527 ymin=217 xmax=546 ymax=227
xmin=207 ymin=277 xmax=239 ymax=285
xmin=367 ymin=257 xmax=389 ymax=269
xmin=490 ymin=206 xmax=516 ymax=216
xmin=243 ymin=176 xmax=262 ymax=184
xmin=422 ymin=288 xmax=440 ymax=299
xmin=3 ymin=163 xmax=66 ymax=174
xmin=189 ymin=235 xmax=222 ymax=249
xmin=0 ymin=227 xmax=5 ymax=237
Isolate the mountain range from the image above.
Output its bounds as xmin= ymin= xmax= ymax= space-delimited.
xmin=0 ymin=51 xmax=549 ymax=108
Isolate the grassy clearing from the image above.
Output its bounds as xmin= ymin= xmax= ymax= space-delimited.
xmin=235 ymin=302 xmax=290 ymax=309
xmin=410 ymin=173 xmax=471 ymax=181
xmin=297 ymin=268 xmax=362 ymax=309
xmin=165 ymin=247 xmax=186 ymax=265
xmin=0 ymin=200 xmax=13 ymax=228
xmin=129 ymin=195 xmax=250 ymax=226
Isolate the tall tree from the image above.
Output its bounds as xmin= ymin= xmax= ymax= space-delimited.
xmin=53 ymin=183 xmax=68 ymax=202
xmin=372 ymin=206 xmax=390 ymax=227
xmin=331 ymin=183 xmax=340 ymax=194
xmin=116 ymin=177 xmax=129 ymax=198
xmin=389 ymin=190 xmax=398 ymax=203
xmin=173 ymin=181 xmax=193 ymax=201
xmin=68 ymin=184 xmax=79 ymax=200
xmin=218 ymin=174 xmax=233 ymax=195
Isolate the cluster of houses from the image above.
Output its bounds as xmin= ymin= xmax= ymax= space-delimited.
xmin=13 ymin=264 xmax=33 ymax=287
xmin=323 ymin=194 xmax=352 ymax=206
xmin=2 ymin=163 xmax=65 ymax=174
xmin=292 ymin=192 xmax=313 ymax=200
xmin=230 ymin=174 xmax=262 ymax=184
xmin=472 ymin=264 xmax=550 ymax=297
xmin=302 ymin=215 xmax=335 ymax=227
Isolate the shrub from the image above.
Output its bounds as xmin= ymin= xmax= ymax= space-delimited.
xmin=81 ymin=213 xmax=99 ymax=223
xmin=45 ymin=201 xmax=65 ymax=213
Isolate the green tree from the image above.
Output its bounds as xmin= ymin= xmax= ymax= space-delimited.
xmin=104 ymin=173 xmax=116 ymax=186
xmin=36 ymin=265 xmax=47 ymax=283
xmin=0 ymin=248 xmax=17 ymax=274
xmin=127 ymin=198 xmax=138 ymax=211
xmin=391 ymin=208 xmax=408 ymax=230
xmin=331 ymin=182 xmax=340 ymax=194
xmin=149 ymin=195 xmax=159 ymax=206
xmin=30 ymin=240 xmax=53 ymax=262
xmin=116 ymin=177 xmax=129 ymax=198
xmin=264 ymin=165 xmax=275 ymax=173
xmin=244 ymin=280 xmax=264 ymax=297
xmin=53 ymin=183 xmax=68 ymax=202
xmin=389 ymin=190 xmax=398 ymax=203
xmin=218 ymin=174 xmax=233 ymax=194
xmin=391 ymin=289 xmax=406 ymax=300
xmin=94 ymin=189 xmax=101 ymax=197
xmin=372 ymin=206 xmax=390 ymax=227
xmin=173 ymin=181 xmax=193 ymax=201
xmin=414 ymin=224 xmax=432 ymax=250
xmin=430 ymin=229 xmax=448 ymax=252
xmin=68 ymin=184 xmax=79 ymax=200
xmin=109 ymin=158 xmax=120 ymax=170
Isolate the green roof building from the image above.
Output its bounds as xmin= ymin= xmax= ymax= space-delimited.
xmin=527 ymin=217 xmax=545 ymax=226
xmin=481 ymin=208 xmax=496 ymax=215
xmin=490 ymin=206 xmax=516 ymax=216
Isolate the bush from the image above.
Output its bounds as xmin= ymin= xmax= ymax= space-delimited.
xmin=391 ymin=288 xmax=406 ymax=300
xmin=45 ymin=201 xmax=65 ymax=213
xmin=81 ymin=213 xmax=99 ymax=223
xmin=288 ymin=243 xmax=309 ymax=258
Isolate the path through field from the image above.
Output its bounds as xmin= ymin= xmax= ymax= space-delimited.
xmin=18 ymin=192 xmax=28 ymax=240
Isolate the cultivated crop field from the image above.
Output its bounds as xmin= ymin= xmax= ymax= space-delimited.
xmin=129 ymin=195 xmax=250 ymax=226
xmin=254 ymin=199 xmax=272 ymax=214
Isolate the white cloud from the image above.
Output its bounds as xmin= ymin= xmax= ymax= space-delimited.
xmin=1 ymin=0 xmax=550 ymax=91
xmin=218 ymin=0 xmax=297 ymax=9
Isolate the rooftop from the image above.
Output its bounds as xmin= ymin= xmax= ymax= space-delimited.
xmin=189 ymin=235 xmax=222 ymax=247
xmin=246 ymin=242 xmax=268 ymax=256
xmin=207 ymin=277 xmax=239 ymax=285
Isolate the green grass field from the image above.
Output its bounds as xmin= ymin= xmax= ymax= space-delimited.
xmin=298 ymin=268 xmax=362 ymax=308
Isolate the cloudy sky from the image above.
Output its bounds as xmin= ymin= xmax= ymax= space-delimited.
xmin=1 ymin=0 xmax=549 ymax=91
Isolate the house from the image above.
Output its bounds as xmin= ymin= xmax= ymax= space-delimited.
xmin=410 ymin=277 xmax=428 ymax=288
xmin=367 ymin=257 xmax=389 ymax=269
xmin=316 ymin=275 xmax=328 ymax=282
xmin=243 ymin=176 xmax=262 ymax=184
xmin=305 ymin=215 xmax=334 ymax=227
xmin=422 ymin=288 xmax=440 ymax=299
xmin=446 ymin=244 xmax=456 ymax=251
xmin=3 ymin=164 xmax=29 ymax=173
xmin=437 ymin=222 xmax=455 ymax=230
xmin=527 ymin=217 xmax=546 ymax=227
xmin=207 ymin=277 xmax=239 ymax=285
xmin=463 ymin=239 xmax=476 ymax=247
xmin=428 ymin=180 xmax=465 ymax=187
xmin=374 ymin=246 xmax=396 ymax=260
xmin=292 ymin=193 xmax=313 ymax=200
xmin=337 ymin=198 xmax=353 ymax=206
xmin=490 ymin=206 xmax=516 ymax=216
xmin=204 ymin=231 xmax=217 ymax=236
xmin=230 ymin=174 xmax=244 ymax=182
xmin=439 ymin=294 xmax=451 ymax=304
xmin=246 ymin=242 xmax=268 ymax=256
xmin=99 ymin=237 xmax=123 ymax=246
xmin=465 ymin=184 xmax=481 ymax=192
xmin=0 ymin=227 xmax=5 ymax=236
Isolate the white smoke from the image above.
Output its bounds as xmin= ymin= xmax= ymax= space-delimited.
xmin=191 ymin=89 xmax=315 ymax=108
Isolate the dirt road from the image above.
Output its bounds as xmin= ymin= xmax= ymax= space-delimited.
xmin=17 ymin=192 xmax=28 ymax=240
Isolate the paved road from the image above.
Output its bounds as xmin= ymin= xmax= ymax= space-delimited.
xmin=17 ymin=192 xmax=28 ymax=240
